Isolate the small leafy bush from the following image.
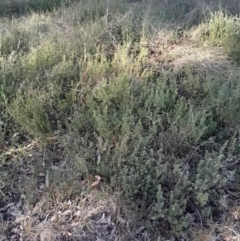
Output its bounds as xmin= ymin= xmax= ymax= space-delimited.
xmin=201 ymin=11 xmax=240 ymax=62
xmin=67 ymin=40 xmax=240 ymax=238
xmin=0 ymin=29 xmax=29 ymax=56
xmin=10 ymin=95 xmax=51 ymax=136
xmin=25 ymin=39 xmax=64 ymax=73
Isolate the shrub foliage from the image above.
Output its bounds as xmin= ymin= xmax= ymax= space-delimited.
xmin=1 ymin=1 xmax=240 ymax=239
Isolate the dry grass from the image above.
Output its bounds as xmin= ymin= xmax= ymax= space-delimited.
xmin=141 ymin=30 xmax=239 ymax=79
xmin=0 ymin=137 xmax=148 ymax=241
xmin=1 ymin=187 xmax=150 ymax=241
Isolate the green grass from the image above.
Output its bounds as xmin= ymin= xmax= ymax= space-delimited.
xmin=0 ymin=0 xmax=76 ymax=16
xmin=1 ymin=0 xmax=240 ymax=240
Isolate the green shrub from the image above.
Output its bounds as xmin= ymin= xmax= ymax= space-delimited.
xmin=0 ymin=29 xmax=29 ymax=56
xmin=1 ymin=1 xmax=240 ymax=239
xmin=201 ymin=11 xmax=240 ymax=62
xmin=25 ymin=39 xmax=64 ymax=72
xmin=203 ymin=70 xmax=240 ymax=129
xmin=70 ymin=43 xmax=239 ymax=237
xmin=10 ymin=95 xmax=51 ymax=136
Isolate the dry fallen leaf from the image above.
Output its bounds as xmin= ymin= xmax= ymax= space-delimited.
xmin=91 ymin=175 xmax=101 ymax=188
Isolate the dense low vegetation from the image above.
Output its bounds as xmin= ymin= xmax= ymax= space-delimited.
xmin=1 ymin=0 xmax=240 ymax=240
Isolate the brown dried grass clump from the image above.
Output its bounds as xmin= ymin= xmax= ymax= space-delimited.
xmin=2 ymin=188 xmax=149 ymax=241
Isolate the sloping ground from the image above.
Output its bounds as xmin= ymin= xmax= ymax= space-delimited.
xmin=1 ymin=33 xmax=240 ymax=241
xmin=0 ymin=138 xmax=149 ymax=241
